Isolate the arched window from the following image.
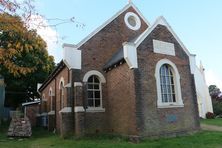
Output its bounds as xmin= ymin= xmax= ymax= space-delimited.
xmin=87 ymin=75 xmax=101 ymax=108
xmin=42 ymin=94 xmax=47 ymax=112
xmin=60 ymin=81 xmax=64 ymax=109
xmin=155 ymin=59 xmax=184 ymax=108
xmin=49 ymin=88 xmax=54 ymax=111
xmin=159 ymin=64 xmax=176 ymax=103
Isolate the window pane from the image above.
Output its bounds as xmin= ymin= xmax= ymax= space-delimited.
xmin=160 ymin=64 xmax=177 ymax=103
xmin=160 ymin=76 xmax=164 ymax=84
xmin=88 ymin=84 xmax=93 ymax=89
xmin=162 ymin=85 xmax=167 ymax=94
xmin=87 ymin=74 xmax=102 ymax=108
xmin=94 ymin=84 xmax=99 ymax=89
xmin=95 ymin=99 xmax=100 ymax=107
xmin=172 ymin=94 xmax=176 ymax=102
xmin=94 ymin=76 xmax=100 ymax=83
xmin=163 ymin=94 xmax=167 ymax=102
xmin=168 ymin=94 xmax=172 ymax=102
xmin=169 ymin=69 xmax=173 ymax=76
xmin=165 ymin=66 xmax=169 ymax=76
xmin=160 ymin=67 xmax=165 ymax=76
xmin=170 ymin=76 xmax=174 ymax=85
xmin=172 ymin=85 xmax=175 ymax=93
xmin=88 ymin=76 xmax=93 ymax=82
xmin=167 ymin=85 xmax=171 ymax=94
xmin=88 ymin=99 xmax=93 ymax=107
xmin=88 ymin=91 xmax=93 ymax=98
xmin=95 ymin=91 xmax=100 ymax=98
xmin=162 ymin=94 xmax=164 ymax=102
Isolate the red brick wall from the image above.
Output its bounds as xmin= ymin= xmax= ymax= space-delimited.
xmin=79 ymin=6 xmax=148 ymax=134
xmin=55 ymin=67 xmax=69 ymax=132
xmin=135 ymin=25 xmax=199 ymax=136
xmin=26 ymin=105 xmax=39 ymax=127
xmin=106 ymin=63 xmax=137 ymax=135
xmin=41 ymin=66 xmax=70 ymax=133
xmin=80 ymin=6 xmax=148 ymax=76
xmin=41 ymin=79 xmax=55 ymax=113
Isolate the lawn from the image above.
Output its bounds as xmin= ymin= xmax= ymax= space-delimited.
xmin=1 ymin=122 xmax=222 ymax=148
xmin=201 ymin=118 xmax=222 ymax=126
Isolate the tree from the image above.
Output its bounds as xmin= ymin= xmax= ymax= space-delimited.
xmin=209 ymin=85 xmax=221 ymax=99
xmin=208 ymin=85 xmax=222 ymax=116
xmin=0 ymin=13 xmax=55 ymax=108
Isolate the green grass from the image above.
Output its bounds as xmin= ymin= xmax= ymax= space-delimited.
xmin=201 ymin=118 xmax=222 ymax=126
xmin=1 ymin=123 xmax=222 ymax=148
xmin=1 ymin=119 xmax=222 ymax=148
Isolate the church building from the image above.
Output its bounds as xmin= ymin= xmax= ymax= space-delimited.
xmin=38 ymin=2 xmax=201 ymax=137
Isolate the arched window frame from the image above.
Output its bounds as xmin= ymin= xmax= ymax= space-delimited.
xmin=83 ymin=70 xmax=106 ymax=112
xmin=42 ymin=93 xmax=47 ymax=112
xmin=49 ymin=87 xmax=54 ymax=111
xmin=155 ymin=59 xmax=184 ymax=108
xmin=59 ymin=77 xmax=65 ymax=109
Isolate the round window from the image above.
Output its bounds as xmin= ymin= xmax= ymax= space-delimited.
xmin=124 ymin=12 xmax=141 ymax=30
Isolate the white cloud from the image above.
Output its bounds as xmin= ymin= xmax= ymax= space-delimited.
xmin=27 ymin=15 xmax=62 ymax=62
xmin=205 ymin=69 xmax=222 ymax=90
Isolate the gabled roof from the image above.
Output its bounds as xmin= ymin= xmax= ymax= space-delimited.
xmin=76 ymin=2 xmax=150 ymax=48
xmin=38 ymin=60 xmax=67 ymax=92
xmin=134 ymin=16 xmax=194 ymax=57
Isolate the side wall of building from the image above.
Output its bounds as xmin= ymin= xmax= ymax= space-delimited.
xmin=78 ymin=6 xmax=148 ymax=134
xmin=40 ymin=66 xmax=70 ymax=133
xmin=135 ymin=25 xmax=200 ymax=137
xmin=106 ymin=63 xmax=138 ymax=135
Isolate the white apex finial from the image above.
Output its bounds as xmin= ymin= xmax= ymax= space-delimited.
xmin=128 ymin=0 xmax=132 ymax=4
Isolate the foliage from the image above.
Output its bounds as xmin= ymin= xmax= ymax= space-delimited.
xmin=212 ymin=100 xmax=222 ymax=116
xmin=209 ymin=85 xmax=221 ymax=99
xmin=205 ymin=112 xmax=215 ymax=119
xmin=208 ymin=85 xmax=222 ymax=116
xmin=0 ymin=13 xmax=55 ymax=108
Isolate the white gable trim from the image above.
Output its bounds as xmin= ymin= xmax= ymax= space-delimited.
xmin=76 ymin=3 xmax=150 ymax=48
xmin=135 ymin=16 xmax=191 ymax=57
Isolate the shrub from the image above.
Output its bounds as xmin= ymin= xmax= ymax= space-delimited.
xmin=212 ymin=100 xmax=222 ymax=115
xmin=206 ymin=112 xmax=215 ymax=119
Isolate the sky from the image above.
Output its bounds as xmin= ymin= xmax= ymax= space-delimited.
xmin=31 ymin=0 xmax=222 ymax=89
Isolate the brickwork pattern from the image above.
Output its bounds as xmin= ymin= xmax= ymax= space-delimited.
xmin=26 ymin=105 xmax=39 ymax=127
xmin=106 ymin=63 xmax=138 ymax=135
xmin=135 ymin=25 xmax=200 ymax=136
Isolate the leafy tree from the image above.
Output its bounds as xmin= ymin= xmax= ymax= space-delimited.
xmin=0 ymin=13 xmax=55 ymax=108
xmin=209 ymin=85 xmax=222 ymax=116
xmin=209 ymin=85 xmax=221 ymax=99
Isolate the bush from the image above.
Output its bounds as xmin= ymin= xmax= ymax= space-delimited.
xmin=206 ymin=112 xmax=215 ymax=119
xmin=212 ymin=100 xmax=222 ymax=115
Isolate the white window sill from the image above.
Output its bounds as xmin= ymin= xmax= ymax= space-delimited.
xmin=157 ymin=103 xmax=184 ymax=108
xmin=59 ymin=107 xmax=72 ymax=113
xmin=40 ymin=112 xmax=48 ymax=116
xmin=86 ymin=107 xmax=105 ymax=113
xmin=48 ymin=111 xmax=55 ymax=115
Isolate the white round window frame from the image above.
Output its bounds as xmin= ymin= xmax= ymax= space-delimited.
xmin=124 ymin=12 xmax=141 ymax=31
